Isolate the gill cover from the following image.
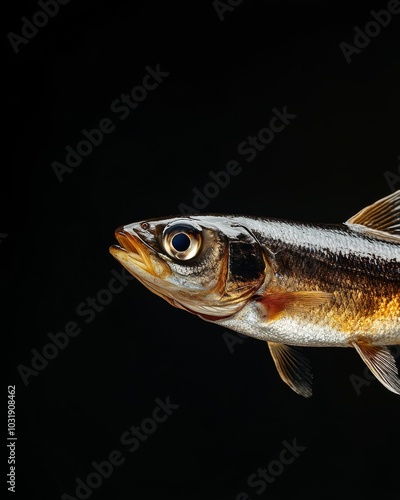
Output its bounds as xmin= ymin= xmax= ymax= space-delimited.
xmin=223 ymin=227 xmax=267 ymax=302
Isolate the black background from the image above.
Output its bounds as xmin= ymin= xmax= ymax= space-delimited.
xmin=3 ymin=1 xmax=400 ymax=499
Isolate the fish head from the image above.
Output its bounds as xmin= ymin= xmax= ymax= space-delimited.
xmin=109 ymin=215 xmax=270 ymax=319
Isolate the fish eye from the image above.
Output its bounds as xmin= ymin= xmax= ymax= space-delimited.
xmin=171 ymin=232 xmax=191 ymax=252
xmin=162 ymin=223 xmax=202 ymax=261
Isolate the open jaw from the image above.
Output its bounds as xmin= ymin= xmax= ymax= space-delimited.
xmin=109 ymin=228 xmax=156 ymax=275
xmin=109 ymin=227 xmax=180 ymax=305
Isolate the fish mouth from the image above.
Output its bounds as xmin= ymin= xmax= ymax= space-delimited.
xmin=109 ymin=227 xmax=156 ymax=276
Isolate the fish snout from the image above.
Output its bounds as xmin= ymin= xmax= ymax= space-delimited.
xmin=109 ymin=225 xmax=170 ymax=278
xmin=114 ymin=226 xmax=140 ymax=252
xmin=109 ymin=226 xmax=154 ymax=273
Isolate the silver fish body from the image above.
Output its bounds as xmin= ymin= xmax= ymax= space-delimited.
xmin=110 ymin=190 xmax=400 ymax=396
xmin=212 ymin=216 xmax=400 ymax=347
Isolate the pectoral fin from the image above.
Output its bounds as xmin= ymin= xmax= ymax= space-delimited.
xmin=352 ymin=342 xmax=400 ymax=395
xmin=257 ymin=291 xmax=333 ymax=321
xmin=268 ymin=341 xmax=313 ymax=398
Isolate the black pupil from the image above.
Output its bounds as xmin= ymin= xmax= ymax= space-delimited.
xmin=171 ymin=233 xmax=191 ymax=252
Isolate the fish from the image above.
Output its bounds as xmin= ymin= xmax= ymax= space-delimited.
xmin=109 ymin=190 xmax=400 ymax=397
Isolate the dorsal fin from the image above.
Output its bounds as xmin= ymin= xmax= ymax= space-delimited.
xmin=346 ymin=190 xmax=400 ymax=239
